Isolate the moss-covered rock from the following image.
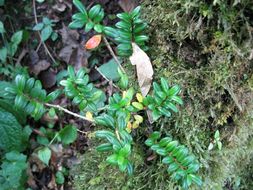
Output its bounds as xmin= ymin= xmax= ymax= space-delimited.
xmin=72 ymin=1 xmax=253 ymax=189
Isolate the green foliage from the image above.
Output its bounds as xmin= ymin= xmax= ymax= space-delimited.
xmin=0 ymin=151 xmax=27 ymax=190
xmin=97 ymin=58 xmax=121 ymax=81
xmin=103 ymin=6 xmax=148 ymax=57
xmin=70 ymin=1 xmax=148 ymax=57
xmin=60 ymin=66 xmax=103 ymax=112
xmin=4 ymin=75 xmax=61 ymax=120
xmin=0 ymin=23 xmax=23 ymax=62
xmin=145 ymin=0 xmax=253 ymax=56
xmin=55 ymin=171 xmax=65 ymax=185
xmin=110 ymin=6 xmax=148 ymax=57
xmin=69 ymin=0 xmax=104 ymax=33
xmin=208 ymin=130 xmax=222 ymax=151
xmin=143 ymin=77 xmax=183 ymax=121
xmin=145 ymin=131 xmax=202 ymax=189
xmin=59 ymin=125 xmax=78 ymax=145
xmin=0 ymin=107 xmax=30 ymax=152
xmin=33 ymin=17 xmax=58 ymax=41
xmin=38 ymin=147 xmax=51 ymax=166
xmin=0 ymin=21 xmax=23 ymax=77
xmin=0 ymin=0 xmax=4 ymax=6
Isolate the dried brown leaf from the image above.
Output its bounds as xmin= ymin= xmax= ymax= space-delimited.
xmin=39 ymin=69 xmax=56 ymax=89
xmin=30 ymin=59 xmax=51 ymax=76
xmin=130 ymin=43 xmax=153 ymax=96
xmin=58 ymin=25 xmax=88 ymax=70
xmin=118 ymin=0 xmax=138 ymax=12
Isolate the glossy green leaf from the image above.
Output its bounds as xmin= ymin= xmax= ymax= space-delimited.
xmin=33 ymin=23 xmax=44 ymax=31
xmin=41 ymin=25 xmax=53 ymax=41
xmin=97 ymin=58 xmax=121 ymax=81
xmin=85 ymin=21 xmax=94 ymax=33
xmin=167 ymin=163 xmax=179 ymax=173
xmin=73 ymin=0 xmax=86 ymax=14
xmin=72 ymin=12 xmax=88 ymax=22
xmin=189 ymin=174 xmax=202 ymax=186
xmin=59 ymin=125 xmax=77 ymax=145
xmin=88 ymin=4 xmax=101 ymax=19
xmin=38 ymin=147 xmax=51 ymax=165
xmin=94 ymin=24 xmax=103 ymax=33
xmin=162 ymin=156 xmax=173 ymax=164
xmin=69 ymin=19 xmax=85 ymax=29
xmin=104 ymin=26 xmax=119 ymax=38
xmin=165 ymin=141 xmax=178 ymax=152
xmin=168 ymin=85 xmax=180 ymax=96
xmin=96 ymin=143 xmax=113 ymax=152
xmin=135 ymin=35 xmax=149 ymax=43
xmin=106 ymin=154 xmax=118 ymax=165
xmin=171 ymin=96 xmax=183 ymax=105
xmin=159 ymin=137 xmax=172 ymax=147
xmin=131 ymin=6 xmax=141 ymax=18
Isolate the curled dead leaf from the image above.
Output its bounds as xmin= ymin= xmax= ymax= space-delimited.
xmin=129 ymin=43 xmax=153 ymax=96
xmin=85 ymin=35 xmax=102 ymax=50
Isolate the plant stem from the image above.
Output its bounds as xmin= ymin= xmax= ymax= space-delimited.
xmin=32 ymin=0 xmax=57 ymax=64
xmin=102 ymin=36 xmax=125 ymax=73
xmin=45 ymin=103 xmax=94 ymax=123
xmin=49 ymin=133 xmax=59 ymax=145
xmin=95 ymin=66 xmax=121 ymax=90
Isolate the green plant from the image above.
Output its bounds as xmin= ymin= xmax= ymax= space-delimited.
xmin=105 ymin=6 xmax=148 ymax=57
xmin=0 ymin=2 xmax=203 ymax=189
xmin=4 ymin=75 xmax=61 ymax=120
xmin=59 ymin=66 xmax=104 ymax=112
xmin=33 ymin=17 xmax=58 ymax=41
xmin=0 ymin=21 xmax=23 ymax=77
xmin=69 ymin=0 xmax=148 ymax=57
xmin=145 ymin=131 xmax=202 ymax=189
xmin=143 ymin=78 xmax=183 ymax=121
xmin=0 ymin=107 xmax=31 ymax=152
xmin=208 ymin=130 xmax=222 ymax=151
xmin=69 ymin=0 xmax=104 ymax=33
xmin=0 ymin=151 xmax=28 ymax=190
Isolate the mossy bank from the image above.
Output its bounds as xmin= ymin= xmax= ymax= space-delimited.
xmin=72 ymin=1 xmax=253 ymax=189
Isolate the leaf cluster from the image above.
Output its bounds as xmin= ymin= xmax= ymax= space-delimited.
xmin=143 ymin=78 xmax=183 ymax=121
xmin=4 ymin=75 xmax=60 ymax=120
xmin=69 ymin=0 xmax=148 ymax=57
xmin=104 ymin=6 xmax=148 ymax=57
xmin=60 ymin=66 xmax=103 ymax=112
xmin=0 ymin=107 xmax=31 ymax=152
xmin=0 ymin=21 xmax=23 ymax=63
xmin=69 ymin=0 xmax=104 ymax=33
xmin=145 ymin=131 xmax=202 ymax=189
xmin=94 ymin=88 xmax=139 ymax=174
xmin=33 ymin=17 xmax=58 ymax=41
xmin=0 ymin=151 xmax=27 ymax=190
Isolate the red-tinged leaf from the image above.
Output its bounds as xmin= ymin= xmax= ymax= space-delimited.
xmin=85 ymin=35 xmax=102 ymax=50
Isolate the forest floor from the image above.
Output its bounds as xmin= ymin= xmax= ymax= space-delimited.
xmin=0 ymin=0 xmax=253 ymax=190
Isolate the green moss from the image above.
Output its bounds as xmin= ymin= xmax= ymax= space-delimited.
xmin=72 ymin=1 xmax=253 ymax=189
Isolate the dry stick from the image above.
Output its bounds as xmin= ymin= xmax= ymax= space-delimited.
xmin=32 ymin=0 xmax=57 ymax=64
xmin=45 ymin=103 xmax=122 ymax=141
xmin=102 ymin=36 xmax=125 ymax=72
xmin=45 ymin=103 xmax=94 ymax=123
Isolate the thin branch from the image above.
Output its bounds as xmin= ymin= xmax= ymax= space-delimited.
xmin=102 ymin=36 xmax=125 ymax=72
xmin=32 ymin=0 xmax=57 ymax=64
xmin=95 ymin=66 xmax=121 ymax=90
xmin=45 ymin=103 xmax=94 ymax=123
xmin=77 ymin=129 xmax=89 ymax=135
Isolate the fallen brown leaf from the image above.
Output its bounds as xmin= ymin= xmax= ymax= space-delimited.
xmin=129 ymin=43 xmax=153 ymax=96
xmin=118 ymin=0 xmax=138 ymax=12
xmin=58 ymin=24 xmax=89 ymax=71
xmin=39 ymin=69 xmax=56 ymax=89
xmin=30 ymin=60 xmax=51 ymax=75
